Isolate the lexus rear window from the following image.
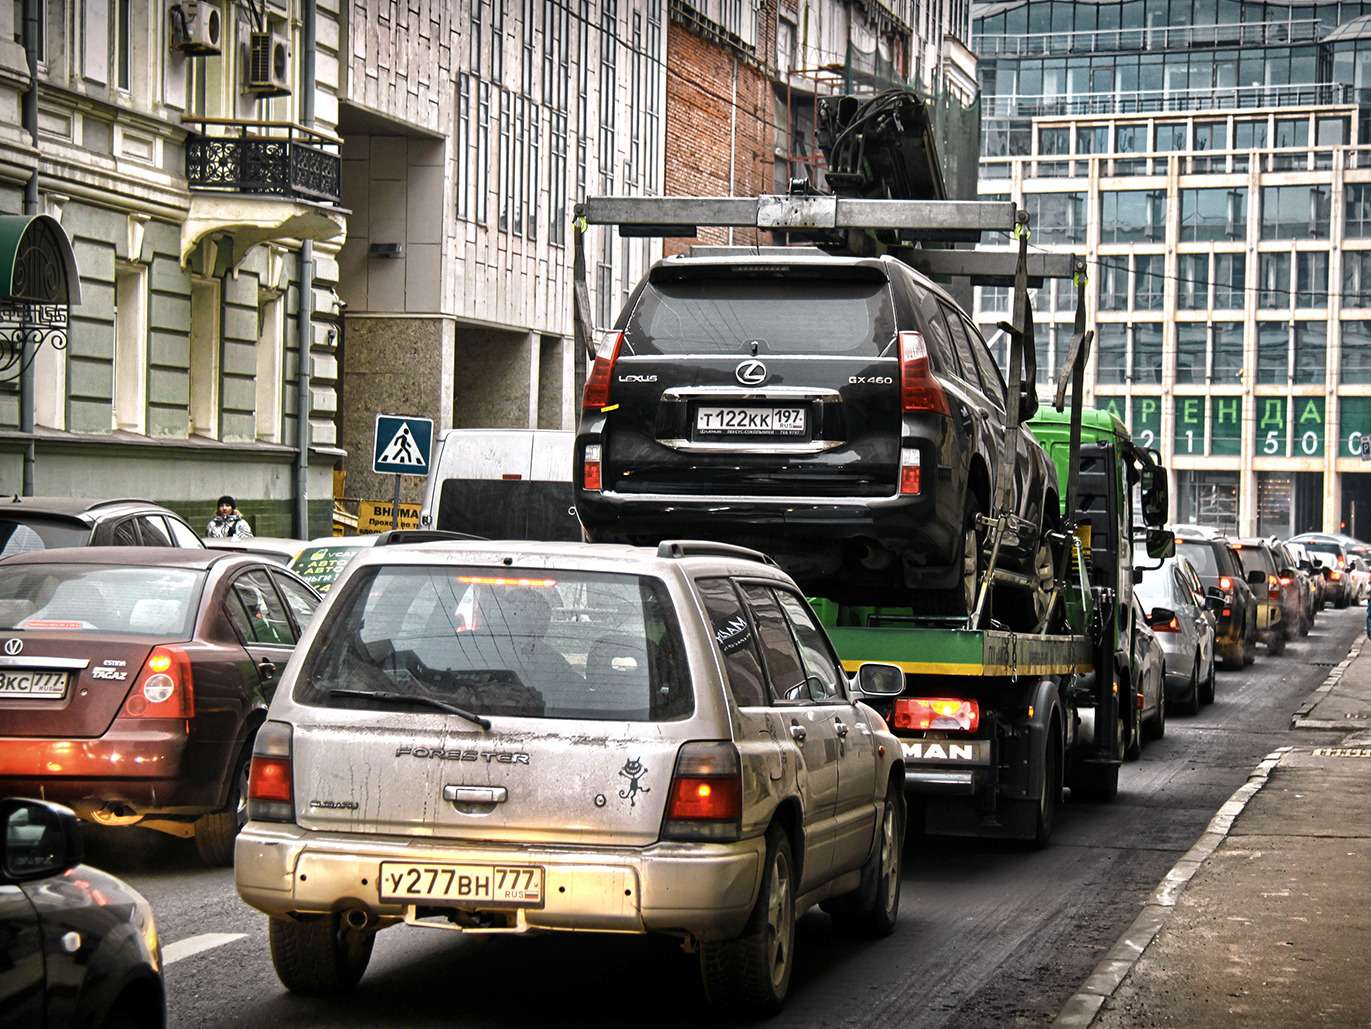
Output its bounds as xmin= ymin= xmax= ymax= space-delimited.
xmin=0 ymin=564 xmax=203 ymax=636
xmin=297 ymin=566 xmax=692 ymax=721
xmin=625 ymin=275 xmax=895 ymax=356
xmin=0 ymin=518 xmax=89 ymax=556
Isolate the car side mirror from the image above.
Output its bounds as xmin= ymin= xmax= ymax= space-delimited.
xmin=1247 ymin=569 xmax=1267 ymax=586
xmin=855 ymin=662 xmax=905 ymax=698
xmin=1204 ymin=586 xmax=1224 ymax=611
xmin=0 ymin=798 xmax=82 ymax=883
xmin=1146 ymin=528 xmax=1175 ymax=560
xmin=1139 ymin=460 xmax=1169 ymax=528
xmin=1148 ymin=606 xmax=1177 ymax=627
xmin=1279 ymin=567 xmax=1297 ymax=580
xmin=1018 ymin=380 xmax=1039 ymax=422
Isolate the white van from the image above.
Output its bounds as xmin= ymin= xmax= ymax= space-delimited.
xmin=419 ymin=428 xmax=581 ymax=541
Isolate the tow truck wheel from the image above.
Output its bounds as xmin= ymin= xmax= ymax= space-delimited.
xmin=1023 ymin=729 xmax=1061 ymax=848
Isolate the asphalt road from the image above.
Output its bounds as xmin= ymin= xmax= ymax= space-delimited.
xmin=85 ymin=607 xmax=1366 ymax=1028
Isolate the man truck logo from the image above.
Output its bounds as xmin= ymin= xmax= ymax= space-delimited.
xmin=735 ymin=359 xmax=768 ymax=386
xmin=3 ymin=639 xmax=21 ymax=656
xmin=901 ymin=741 xmax=979 ymax=762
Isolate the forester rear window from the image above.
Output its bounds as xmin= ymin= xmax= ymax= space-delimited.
xmin=298 ymin=566 xmax=692 ymax=721
xmin=625 ymin=274 xmax=895 ymax=356
xmin=1176 ymin=541 xmax=1219 ymax=577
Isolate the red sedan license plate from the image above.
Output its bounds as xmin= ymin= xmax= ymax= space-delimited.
xmin=0 ymin=670 xmax=68 ymax=700
xmin=379 ymin=862 xmax=544 ymax=907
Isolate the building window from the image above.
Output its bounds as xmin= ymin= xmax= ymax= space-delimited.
xmin=550 ymin=111 xmax=568 ymax=245
xmin=1132 ymin=324 xmax=1163 ymax=384
xmin=1177 ymin=253 xmax=1208 ymax=310
xmin=1176 ymin=323 xmax=1207 ymax=384
xmin=492 ymin=0 xmax=504 ymax=81
xmin=522 ymin=0 xmax=536 ymax=95
xmin=1259 ymin=252 xmax=1290 ymax=309
xmin=1343 ymin=251 xmax=1371 ymax=307
xmin=1257 ymin=322 xmax=1289 ymax=384
xmin=1098 ymin=257 xmax=1127 ymax=311
xmin=1341 ymin=320 xmax=1371 ymax=385
xmin=1179 ymin=188 xmax=1247 ymax=243
xmin=1261 ymin=185 xmax=1330 ymax=239
xmin=1192 ymin=121 xmax=1227 ymax=172
xmin=1154 ymin=122 xmax=1187 ymax=152
xmin=499 ymin=89 xmax=513 ymax=232
xmin=1024 ymin=192 xmax=1085 ymax=244
xmin=1179 ymin=471 xmax=1239 ymax=533
xmin=1038 ymin=126 xmax=1069 ymax=155
xmin=596 ymin=261 xmax=613 ymax=328
xmin=1096 ymin=324 xmax=1126 ymax=385
xmin=977 ymin=285 xmax=1009 ymax=313
xmin=628 ymin=11 xmax=642 ymax=186
xmin=1296 ymin=252 xmax=1328 ymax=308
xmin=645 ymin=0 xmax=661 ymax=192
xmin=1100 ymin=190 xmax=1165 ymax=244
xmin=598 ymin=0 xmax=617 ymax=193
xmin=527 ymin=103 xmax=541 ymax=241
xmin=112 ymin=264 xmax=148 ymax=433
xmin=1346 ymin=185 xmax=1371 ymax=238
xmin=457 ymin=74 xmax=472 ymax=221
xmin=1293 ymin=322 xmax=1326 ymax=385
xmin=115 ymin=0 xmax=130 ymax=90
xmin=476 ymin=82 xmax=491 ymax=224
xmin=1215 ymin=253 xmax=1245 ymax=308
xmin=514 ymin=93 xmax=526 ymax=235
xmin=1134 ymin=254 xmax=1164 ymax=310
xmin=777 ymin=16 xmax=796 ymax=74
xmin=1114 ymin=124 xmax=1147 ymax=174
xmin=11 ymin=0 xmax=46 ymax=60
xmin=189 ymin=278 xmax=220 ymax=439
xmin=1212 ymin=322 xmax=1244 ymax=384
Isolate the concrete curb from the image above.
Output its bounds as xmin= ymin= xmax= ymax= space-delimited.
xmin=1291 ymin=641 xmax=1363 ymax=729
xmin=1050 ymin=746 xmax=1293 ymax=1028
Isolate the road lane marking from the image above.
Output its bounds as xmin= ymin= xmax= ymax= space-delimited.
xmin=163 ymin=932 xmax=248 ymax=966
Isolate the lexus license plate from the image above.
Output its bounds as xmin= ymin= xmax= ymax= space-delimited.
xmin=696 ymin=406 xmax=805 ymax=437
xmin=379 ymin=862 xmax=544 ymax=907
xmin=0 ymin=670 xmax=68 ymax=700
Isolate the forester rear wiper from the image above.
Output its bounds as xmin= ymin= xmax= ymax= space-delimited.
xmin=327 ymin=688 xmax=491 ymax=730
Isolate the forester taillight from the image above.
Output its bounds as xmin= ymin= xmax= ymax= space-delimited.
xmin=894 ymin=697 xmax=980 ymax=732
xmin=583 ymin=443 xmax=603 ymax=491
xmin=247 ymin=720 xmax=294 ymax=823
xmin=899 ymin=447 xmax=921 ymax=495
xmin=898 ymin=331 xmax=950 ymax=415
xmin=662 ymin=742 xmax=741 ymax=841
xmin=123 ymin=647 xmax=194 ymax=719
xmin=582 ymin=330 xmax=623 ymax=409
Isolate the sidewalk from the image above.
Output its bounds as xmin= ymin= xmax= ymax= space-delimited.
xmin=1058 ymin=642 xmax=1371 ymax=1028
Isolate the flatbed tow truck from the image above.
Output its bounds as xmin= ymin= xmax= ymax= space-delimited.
xmin=569 ymin=98 xmax=1172 ymax=846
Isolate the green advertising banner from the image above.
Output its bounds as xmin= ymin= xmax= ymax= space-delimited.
xmin=1293 ymin=397 xmax=1325 ymax=457
xmin=1211 ymin=396 xmax=1242 ymax=456
xmin=1098 ymin=396 xmax=1125 ymax=427
xmin=1132 ymin=396 xmax=1161 ymax=450
xmin=1174 ymin=397 xmax=1206 ymax=455
xmin=1254 ymin=396 xmax=1288 ymax=456
xmin=1341 ymin=397 xmax=1371 ymax=457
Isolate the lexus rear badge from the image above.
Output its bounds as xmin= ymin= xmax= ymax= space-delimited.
xmin=735 ymin=359 xmax=768 ymax=386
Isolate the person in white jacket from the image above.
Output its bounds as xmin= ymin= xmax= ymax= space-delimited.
xmin=206 ymin=495 xmax=253 ymax=539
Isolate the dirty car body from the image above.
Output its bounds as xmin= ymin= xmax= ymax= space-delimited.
xmin=236 ymin=539 xmax=905 ymax=1009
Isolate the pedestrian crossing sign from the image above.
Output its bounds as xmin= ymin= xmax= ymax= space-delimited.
xmin=373 ymin=414 xmax=434 ymax=476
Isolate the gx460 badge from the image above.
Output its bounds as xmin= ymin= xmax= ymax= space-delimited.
xmin=849 ymin=375 xmax=894 ymax=385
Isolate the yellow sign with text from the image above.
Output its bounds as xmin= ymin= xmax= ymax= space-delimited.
xmin=358 ymin=500 xmax=421 ymax=533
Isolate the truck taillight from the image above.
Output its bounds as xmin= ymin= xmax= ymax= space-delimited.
xmin=123 ymin=647 xmax=194 ymax=719
xmin=899 ymin=447 xmax=921 ymax=495
xmin=583 ymin=443 xmax=603 ymax=491
xmin=582 ymin=331 xmax=623 ymax=409
xmin=247 ymin=721 xmax=294 ymax=823
xmin=894 ymin=697 xmax=980 ymax=732
xmin=662 ymin=742 xmax=741 ymax=842
xmin=898 ymin=331 xmax=949 ymax=415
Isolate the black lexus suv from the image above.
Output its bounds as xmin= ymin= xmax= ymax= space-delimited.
xmin=574 ymin=248 xmax=1061 ymax=624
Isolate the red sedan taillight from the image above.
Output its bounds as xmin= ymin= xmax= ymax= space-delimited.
xmin=247 ymin=721 xmax=294 ymax=822
xmin=123 ymin=647 xmax=194 ymax=719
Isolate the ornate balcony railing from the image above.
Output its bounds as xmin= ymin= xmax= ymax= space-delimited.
xmin=974 ymin=18 xmax=1322 ymax=57
xmin=184 ymin=119 xmax=342 ymax=205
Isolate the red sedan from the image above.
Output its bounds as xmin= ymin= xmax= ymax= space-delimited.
xmin=0 ymin=548 xmax=319 ymax=864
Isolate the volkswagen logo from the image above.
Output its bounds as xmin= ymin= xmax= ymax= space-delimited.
xmin=3 ymin=639 xmax=21 ymax=656
xmin=735 ymin=359 xmax=768 ymax=386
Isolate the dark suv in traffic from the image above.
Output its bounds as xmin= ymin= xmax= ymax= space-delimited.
xmin=1173 ymin=525 xmax=1259 ymax=669
xmin=574 ymin=250 xmax=1061 ymax=625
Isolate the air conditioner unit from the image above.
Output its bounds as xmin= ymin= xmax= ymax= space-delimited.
xmin=170 ymin=1 xmax=222 ymax=56
xmin=244 ymin=28 xmax=292 ymax=96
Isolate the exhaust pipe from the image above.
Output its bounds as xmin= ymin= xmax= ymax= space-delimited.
xmin=343 ymin=907 xmax=375 ymax=931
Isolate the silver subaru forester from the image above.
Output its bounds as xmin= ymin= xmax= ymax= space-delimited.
xmin=234 ymin=539 xmax=906 ymax=1013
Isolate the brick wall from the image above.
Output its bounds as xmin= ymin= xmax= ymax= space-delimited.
xmin=663 ymin=16 xmax=776 ymax=255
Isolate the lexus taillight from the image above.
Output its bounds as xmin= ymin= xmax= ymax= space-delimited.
xmin=899 ymin=447 xmax=921 ymax=495
xmin=582 ymin=330 xmax=623 ymax=409
xmin=123 ymin=647 xmax=194 ymax=719
xmin=662 ymin=742 xmax=741 ymax=841
xmin=583 ymin=443 xmax=603 ymax=491
xmin=247 ymin=721 xmax=294 ymax=823
xmin=898 ymin=331 xmax=950 ymax=415
xmin=894 ymin=697 xmax=980 ymax=732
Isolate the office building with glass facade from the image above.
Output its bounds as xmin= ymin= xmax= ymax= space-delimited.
xmin=971 ymin=0 xmax=1371 ymax=537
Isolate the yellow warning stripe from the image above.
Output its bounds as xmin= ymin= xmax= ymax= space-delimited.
xmin=842 ymin=659 xmax=1093 ymax=677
